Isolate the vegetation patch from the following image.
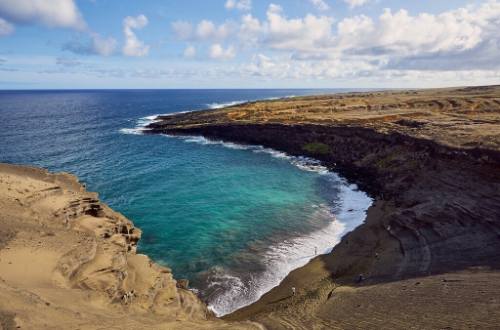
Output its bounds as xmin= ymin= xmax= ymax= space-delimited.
xmin=302 ymin=142 xmax=330 ymax=155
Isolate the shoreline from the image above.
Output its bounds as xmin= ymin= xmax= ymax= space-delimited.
xmin=123 ymin=122 xmax=374 ymax=316
xmin=147 ymin=85 xmax=500 ymax=328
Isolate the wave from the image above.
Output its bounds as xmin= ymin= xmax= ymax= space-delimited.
xmin=119 ymin=114 xmax=162 ymax=135
xmin=206 ymin=95 xmax=298 ymax=110
xmin=206 ymin=100 xmax=248 ymax=109
xmin=120 ymin=95 xmax=301 ymax=135
xmin=172 ymin=135 xmax=330 ymax=175
xmin=119 ymin=111 xmax=197 ymax=135
xmin=205 ymin=182 xmax=371 ymax=316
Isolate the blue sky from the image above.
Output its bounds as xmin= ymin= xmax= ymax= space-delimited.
xmin=0 ymin=0 xmax=499 ymax=89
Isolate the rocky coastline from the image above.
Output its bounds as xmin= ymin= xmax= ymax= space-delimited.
xmin=147 ymin=86 xmax=500 ymax=328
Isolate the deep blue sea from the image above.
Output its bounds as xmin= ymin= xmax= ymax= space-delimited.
xmin=0 ymin=89 xmax=371 ymax=315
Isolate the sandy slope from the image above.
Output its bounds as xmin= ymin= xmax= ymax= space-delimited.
xmin=0 ymin=163 xmax=260 ymax=330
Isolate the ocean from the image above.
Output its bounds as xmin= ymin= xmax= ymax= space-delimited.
xmin=0 ymin=89 xmax=372 ymax=316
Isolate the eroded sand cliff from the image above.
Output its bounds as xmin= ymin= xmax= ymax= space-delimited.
xmin=0 ymin=163 xmax=260 ymax=330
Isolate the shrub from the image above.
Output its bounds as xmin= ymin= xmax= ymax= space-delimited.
xmin=302 ymin=142 xmax=330 ymax=155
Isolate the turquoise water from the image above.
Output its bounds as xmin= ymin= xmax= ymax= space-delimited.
xmin=0 ymin=90 xmax=372 ymax=315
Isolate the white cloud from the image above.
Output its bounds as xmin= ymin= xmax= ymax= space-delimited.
xmin=335 ymin=7 xmax=489 ymax=56
xmin=91 ymin=33 xmax=117 ymax=56
xmin=172 ymin=19 xmax=234 ymax=41
xmin=0 ymin=17 xmax=14 ymax=36
xmin=237 ymin=2 xmax=500 ymax=66
xmin=196 ymin=20 xmax=232 ymax=40
xmin=309 ymin=0 xmax=330 ymax=11
xmin=209 ymin=44 xmax=235 ymax=60
xmin=0 ymin=0 xmax=85 ymax=30
xmin=239 ymin=14 xmax=261 ymax=45
xmin=225 ymin=0 xmax=252 ymax=11
xmin=122 ymin=15 xmax=150 ymax=57
xmin=343 ymin=0 xmax=370 ymax=9
xmin=167 ymin=1 xmax=500 ymax=85
xmin=264 ymin=4 xmax=334 ymax=51
xmin=63 ymin=33 xmax=117 ymax=56
xmin=171 ymin=21 xmax=193 ymax=40
xmin=237 ymin=1 xmax=500 ymax=84
xmin=184 ymin=45 xmax=196 ymax=58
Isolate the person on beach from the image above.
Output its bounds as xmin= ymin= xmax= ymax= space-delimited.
xmin=292 ymin=287 xmax=296 ymax=296
xmin=315 ymin=247 xmax=318 ymax=255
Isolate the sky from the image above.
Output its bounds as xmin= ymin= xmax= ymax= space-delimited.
xmin=0 ymin=0 xmax=499 ymax=89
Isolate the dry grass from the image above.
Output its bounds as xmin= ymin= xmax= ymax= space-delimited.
xmin=154 ymin=85 xmax=500 ymax=151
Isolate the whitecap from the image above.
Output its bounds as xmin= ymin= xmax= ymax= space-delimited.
xmin=119 ymin=128 xmax=145 ymax=135
xmin=119 ymin=114 xmax=162 ymax=135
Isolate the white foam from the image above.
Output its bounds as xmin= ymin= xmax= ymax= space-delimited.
xmin=170 ymin=135 xmax=331 ymax=175
xmin=207 ymin=95 xmax=300 ymax=110
xmin=119 ymin=128 xmax=145 ymax=135
xmin=163 ymin=133 xmax=372 ymax=316
xmin=120 ymin=95 xmax=302 ymax=135
xmin=119 ymin=113 xmax=170 ymax=135
xmin=207 ymin=179 xmax=372 ymax=316
xmin=207 ymin=100 xmax=248 ymax=109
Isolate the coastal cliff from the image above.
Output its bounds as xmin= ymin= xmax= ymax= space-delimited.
xmin=148 ymin=86 xmax=500 ymax=328
xmin=0 ymin=163 xmax=259 ymax=330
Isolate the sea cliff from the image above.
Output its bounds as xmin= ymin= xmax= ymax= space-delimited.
xmin=147 ymin=85 xmax=500 ymax=329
